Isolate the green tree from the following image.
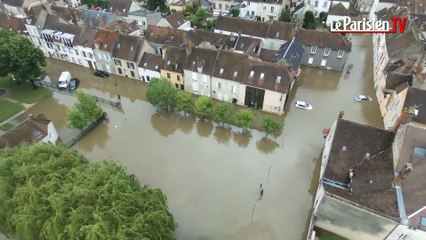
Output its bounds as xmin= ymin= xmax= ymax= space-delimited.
xmin=190 ymin=8 xmax=212 ymax=29
xmin=214 ymin=101 xmax=234 ymax=126
xmin=230 ymin=9 xmax=240 ymax=17
xmin=234 ymin=109 xmax=255 ymax=131
xmin=147 ymin=0 xmax=166 ymax=11
xmin=194 ymin=96 xmax=212 ymax=118
xmin=279 ymin=10 xmax=291 ymax=22
xmin=176 ymin=90 xmax=194 ymax=116
xmin=0 ymin=30 xmax=46 ymax=88
xmin=67 ymin=91 xmax=102 ymax=130
xmin=261 ymin=115 xmax=282 ymax=138
xmin=183 ymin=5 xmax=198 ymax=17
xmin=303 ymin=11 xmax=317 ymax=29
xmin=146 ymin=78 xmax=177 ymax=111
xmin=0 ymin=144 xmax=176 ymax=239
xmin=81 ymin=0 xmax=109 ymax=8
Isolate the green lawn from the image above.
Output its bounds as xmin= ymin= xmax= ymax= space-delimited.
xmin=0 ymin=122 xmax=15 ymax=131
xmin=319 ymin=231 xmax=347 ymax=240
xmin=0 ymin=100 xmax=25 ymax=123
xmin=0 ymin=77 xmax=51 ymax=104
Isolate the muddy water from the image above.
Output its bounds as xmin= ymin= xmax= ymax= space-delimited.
xmin=28 ymin=35 xmax=382 ymax=240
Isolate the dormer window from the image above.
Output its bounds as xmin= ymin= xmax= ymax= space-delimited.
xmin=233 ymin=71 xmax=238 ymax=78
xmin=275 ymin=32 xmax=279 ymax=38
xmin=192 ymin=61 xmax=196 ymax=65
xmin=276 ymin=76 xmax=281 ymax=83
xmin=323 ymin=48 xmax=331 ymax=56
xmin=117 ymin=43 xmax=121 ymax=49
xmin=155 ymin=65 xmax=159 ymax=69
xmin=260 ymin=73 xmax=264 ymax=80
xmin=110 ymin=7 xmax=113 ymax=11
xmin=167 ymin=60 xmax=171 ymax=65
xmin=310 ymin=46 xmax=317 ymax=54
xmin=144 ymin=62 xmax=147 ymax=67
xmin=104 ymin=43 xmax=108 ymax=49
xmin=219 ymin=68 xmax=224 ymax=75
xmin=249 ymin=71 xmax=254 ymax=77
xmin=130 ymin=45 xmax=134 ymax=51
xmin=122 ymin=8 xmax=126 ymax=13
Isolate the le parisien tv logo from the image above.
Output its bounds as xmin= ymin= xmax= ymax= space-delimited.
xmin=330 ymin=17 xmax=407 ymax=34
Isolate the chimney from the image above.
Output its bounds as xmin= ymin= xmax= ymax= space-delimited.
xmin=186 ymin=41 xmax=193 ymax=55
xmin=393 ymin=163 xmax=413 ymax=188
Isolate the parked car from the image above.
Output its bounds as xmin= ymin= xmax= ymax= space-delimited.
xmin=354 ymin=95 xmax=372 ymax=102
xmin=294 ymin=101 xmax=313 ymax=110
xmin=94 ymin=70 xmax=110 ymax=78
xmin=69 ymin=78 xmax=80 ymax=91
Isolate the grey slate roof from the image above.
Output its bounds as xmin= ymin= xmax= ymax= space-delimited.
xmin=385 ymin=72 xmax=412 ymax=90
xmin=272 ymin=38 xmax=305 ymax=70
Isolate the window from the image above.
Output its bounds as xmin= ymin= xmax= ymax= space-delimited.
xmin=177 ymin=75 xmax=181 ymax=81
xmin=82 ymin=51 xmax=87 ymax=58
xmin=413 ymin=147 xmax=426 ymax=158
xmin=89 ymin=53 xmax=94 ymax=59
xmin=320 ymin=59 xmax=327 ymax=66
xmin=260 ymin=73 xmax=264 ymax=80
xmin=114 ymin=59 xmax=121 ymax=66
xmin=263 ymin=6 xmax=266 ymax=11
xmin=233 ymin=71 xmax=238 ymax=78
xmin=270 ymin=7 xmax=274 ymax=13
xmin=276 ymin=76 xmax=281 ymax=83
xmin=147 ymin=76 xmax=150 ymax=81
xmin=315 ymin=0 xmax=319 ymax=7
xmin=323 ymin=1 xmax=327 ymax=7
xmin=249 ymin=71 xmax=254 ymax=77
xmin=421 ymin=216 xmax=426 ymax=226
xmin=105 ymin=54 xmax=110 ymax=61
xmin=192 ymin=72 xmax=197 ymax=80
xmin=142 ymin=21 xmax=146 ymax=26
xmin=192 ymin=82 xmax=199 ymax=92
xmin=251 ymin=11 xmax=255 ymax=16
xmin=118 ymin=68 xmax=122 ymax=74
xmin=167 ymin=73 xmax=171 ymax=79
xmin=337 ymin=50 xmax=345 ymax=58
xmin=127 ymin=62 xmax=135 ymax=69
xmin=219 ymin=68 xmax=224 ymax=75
xmin=219 ymin=3 xmax=222 ymax=9
xmin=217 ymin=82 xmax=222 ymax=89
xmin=397 ymin=234 xmax=408 ymax=240
xmin=130 ymin=71 xmax=135 ymax=78
xmin=230 ymin=85 xmax=236 ymax=93
xmin=310 ymin=46 xmax=317 ymax=54
xmin=323 ymin=48 xmax=331 ymax=56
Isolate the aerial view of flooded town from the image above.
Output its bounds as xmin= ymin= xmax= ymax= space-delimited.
xmin=0 ymin=0 xmax=425 ymax=239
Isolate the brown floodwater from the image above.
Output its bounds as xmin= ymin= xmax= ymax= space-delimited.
xmin=21 ymin=35 xmax=382 ymax=240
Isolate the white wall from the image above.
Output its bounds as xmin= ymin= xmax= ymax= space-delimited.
xmin=262 ymin=90 xmax=286 ymax=115
xmin=138 ymin=67 xmax=161 ymax=82
xmin=305 ymin=0 xmax=330 ymax=16
xmin=42 ymin=122 xmax=59 ymax=144
xmin=211 ymin=76 xmax=240 ymax=103
xmin=386 ymin=225 xmax=426 ymax=240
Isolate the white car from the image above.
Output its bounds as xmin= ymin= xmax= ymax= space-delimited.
xmin=294 ymin=101 xmax=313 ymax=110
xmin=354 ymin=95 xmax=372 ymax=102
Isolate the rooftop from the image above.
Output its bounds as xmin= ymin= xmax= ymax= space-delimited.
xmin=139 ymin=52 xmax=162 ymax=72
xmin=164 ymin=12 xmax=188 ymax=29
xmin=404 ymin=87 xmax=426 ymax=124
xmin=323 ymin=119 xmax=398 ymax=219
xmin=145 ymin=25 xmax=184 ymax=47
xmin=385 ymin=72 xmax=412 ymax=90
xmin=111 ymin=34 xmax=144 ymax=62
xmin=0 ymin=12 xmax=26 ymax=32
xmin=295 ymin=28 xmax=352 ymax=51
xmin=328 ymin=3 xmax=349 ymax=16
xmin=0 ymin=114 xmax=51 ymax=149
xmin=163 ymin=46 xmax=187 ymax=72
xmin=107 ymin=0 xmax=134 ymax=17
xmin=94 ymin=29 xmax=120 ymax=52
xmin=272 ymin=38 xmax=305 ymax=70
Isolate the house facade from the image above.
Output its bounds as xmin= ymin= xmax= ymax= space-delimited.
xmin=325 ymin=3 xmax=350 ymax=26
xmin=239 ymin=0 xmax=287 ymax=22
xmin=161 ymin=46 xmax=186 ymax=90
xmin=127 ymin=9 xmax=162 ymax=32
xmin=75 ymin=28 xmax=98 ymax=70
xmin=296 ymin=28 xmax=351 ymax=71
xmin=138 ymin=52 xmax=162 ymax=82
xmin=93 ymin=29 xmax=119 ymax=74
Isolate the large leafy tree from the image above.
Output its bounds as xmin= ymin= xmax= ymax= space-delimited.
xmin=234 ymin=109 xmax=255 ymax=131
xmin=176 ymin=90 xmax=194 ymax=116
xmin=214 ymin=101 xmax=234 ymax=126
xmin=279 ymin=10 xmax=291 ymax=22
xmin=146 ymin=78 xmax=177 ymax=111
xmin=147 ymin=0 xmax=166 ymax=11
xmin=0 ymin=30 xmax=46 ymax=88
xmin=194 ymin=96 xmax=212 ymax=118
xmin=67 ymin=91 xmax=103 ymax=130
xmin=190 ymin=8 xmax=212 ymax=29
xmin=0 ymin=144 xmax=176 ymax=239
xmin=230 ymin=9 xmax=240 ymax=17
xmin=260 ymin=115 xmax=282 ymax=138
xmin=303 ymin=11 xmax=317 ymax=29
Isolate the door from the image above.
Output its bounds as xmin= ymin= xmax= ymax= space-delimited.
xmin=308 ymin=57 xmax=314 ymax=64
xmin=320 ymin=59 xmax=327 ymax=67
xmin=244 ymin=86 xmax=264 ymax=109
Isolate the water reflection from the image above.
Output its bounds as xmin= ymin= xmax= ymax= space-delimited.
xmin=256 ymin=137 xmax=280 ymax=154
xmin=298 ymin=67 xmax=340 ymax=91
xmin=150 ymin=111 xmax=177 ymax=137
xmin=176 ymin=113 xmax=196 ymax=135
xmin=76 ymin=123 xmax=110 ymax=152
xmin=196 ymin=119 xmax=213 ymax=138
xmin=213 ymin=126 xmax=232 ymax=145
xmin=232 ymin=131 xmax=252 ymax=148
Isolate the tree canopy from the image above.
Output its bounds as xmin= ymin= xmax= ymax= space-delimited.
xmin=0 ymin=144 xmax=176 ymax=239
xmin=176 ymin=90 xmax=194 ymax=116
xmin=303 ymin=11 xmax=317 ymax=29
xmin=146 ymin=78 xmax=177 ymax=111
xmin=214 ymin=101 xmax=234 ymax=126
xmin=0 ymin=30 xmax=46 ymax=88
xmin=147 ymin=0 xmax=166 ymax=11
xmin=279 ymin=10 xmax=291 ymax=22
xmin=67 ymin=91 xmax=103 ymax=130
xmin=230 ymin=9 xmax=240 ymax=17
xmin=190 ymin=8 xmax=212 ymax=29
xmin=194 ymin=96 xmax=212 ymax=118
xmin=234 ymin=109 xmax=255 ymax=131
xmin=260 ymin=116 xmax=282 ymax=138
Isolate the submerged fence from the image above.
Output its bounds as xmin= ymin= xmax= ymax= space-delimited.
xmin=64 ymin=112 xmax=108 ymax=148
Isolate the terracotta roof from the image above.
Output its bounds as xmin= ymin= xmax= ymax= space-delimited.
xmin=162 ymin=46 xmax=186 ymax=72
xmin=266 ymin=21 xmax=296 ymax=41
xmin=394 ymin=124 xmax=426 ymax=228
xmin=184 ymin=47 xmax=218 ymax=75
xmin=258 ymin=48 xmax=277 ymax=62
xmin=0 ymin=13 xmax=26 ymax=32
xmin=94 ymin=29 xmax=120 ymax=52
xmin=328 ymin=3 xmax=349 ymax=16
xmin=164 ymin=12 xmax=188 ymax=29
xmin=145 ymin=26 xmax=184 ymax=47
xmin=107 ymin=0 xmax=133 ymax=17
xmin=0 ymin=114 xmax=51 ymax=149
xmin=112 ymin=34 xmax=144 ymax=62
xmin=139 ymin=53 xmax=162 ymax=71
xmin=76 ymin=28 xmax=97 ymax=48
xmin=323 ymin=119 xmax=398 ymax=219
xmin=104 ymin=20 xmax=138 ymax=35
xmin=295 ymin=28 xmax=352 ymax=51
xmin=215 ymin=16 xmax=269 ymax=38
xmin=404 ymin=87 xmax=426 ymax=124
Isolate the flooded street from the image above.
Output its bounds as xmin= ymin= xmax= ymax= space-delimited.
xmin=24 ymin=35 xmax=382 ymax=240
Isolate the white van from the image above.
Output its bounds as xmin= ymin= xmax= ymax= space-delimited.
xmin=57 ymin=71 xmax=71 ymax=89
